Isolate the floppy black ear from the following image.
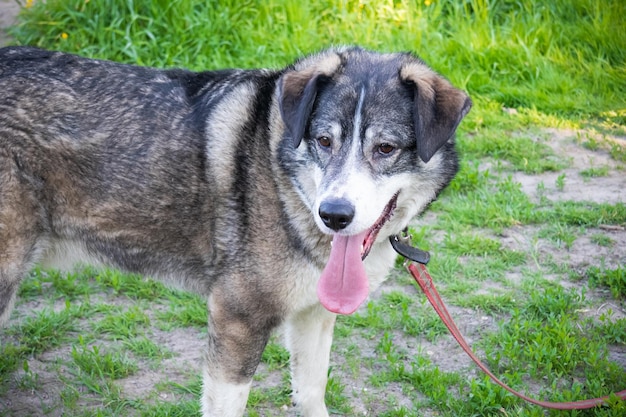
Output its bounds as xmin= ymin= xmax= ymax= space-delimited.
xmin=279 ymin=72 xmax=326 ymax=148
xmin=401 ymin=62 xmax=472 ymax=163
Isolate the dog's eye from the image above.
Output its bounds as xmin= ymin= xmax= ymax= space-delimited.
xmin=377 ymin=143 xmax=395 ymax=155
xmin=317 ymin=136 xmax=332 ymax=148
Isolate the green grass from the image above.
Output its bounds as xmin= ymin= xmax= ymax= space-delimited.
xmin=338 ymin=291 xmax=448 ymax=341
xmin=156 ymin=295 xmax=208 ymax=329
xmin=93 ymin=306 xmax=151 ymax=340
xmin=8 ymin=305 xmax=75 ymax=356
xmin=461 ymin=130 xmax=567 ymax=174
xmin=580 ymin=166 xmax=610 ymax=178
xmin=482 ymin=288 xmax=625 ymax=401
xmin=586 ymin=266 xmax=626 ymax=300
xmin=10 ymin=0 xmax=626 ymax=125
xmin=71 ymin=339 xmax=138 ymax=380
xmin=2 ymin=0 xmax=625 ymax=416
xmin=123 ymin=336 xmax=174 ymax=361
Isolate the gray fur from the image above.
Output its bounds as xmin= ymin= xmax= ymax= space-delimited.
xmin=0 ymin=45 xmax=470 ymax=416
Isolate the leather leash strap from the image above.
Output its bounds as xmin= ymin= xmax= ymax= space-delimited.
xmin=406 ymin=261 xmax=626 ymax=410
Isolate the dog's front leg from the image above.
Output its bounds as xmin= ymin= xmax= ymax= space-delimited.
xmin=201 ymin=293 xmax=273 ymax=417
xmin=201 ymin=370 xmax=251 ymax=417
xmin=285 ymin=304 xmax=336 ymax=417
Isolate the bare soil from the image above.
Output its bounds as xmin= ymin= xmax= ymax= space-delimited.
xmin=0 ymin=0 xmax=19 ymax=47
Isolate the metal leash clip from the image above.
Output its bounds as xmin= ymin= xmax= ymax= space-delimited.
xmin=389 ymin=228 xmax=430 ymax=265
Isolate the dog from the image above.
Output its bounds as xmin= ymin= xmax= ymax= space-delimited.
xmin=0 ymin=45 xmax=471 ymax=416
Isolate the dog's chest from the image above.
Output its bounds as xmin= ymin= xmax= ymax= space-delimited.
xmin=284 ymin=239 xmax=398 ymax=314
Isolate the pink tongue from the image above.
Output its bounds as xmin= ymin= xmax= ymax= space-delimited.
xmin=317 ymin=231 xmax=369 ymax=315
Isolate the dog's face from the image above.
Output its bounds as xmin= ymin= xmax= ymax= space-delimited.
xmin=276 ymin=47 xmax=471 ymax=313
xmin=278 ymin=47 xmax=471 ymax=239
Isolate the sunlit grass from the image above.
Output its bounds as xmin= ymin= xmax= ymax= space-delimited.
xmin=10 ymin=0 xmax=625 ymax=125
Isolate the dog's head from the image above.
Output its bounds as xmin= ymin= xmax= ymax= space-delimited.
xmin=276 ymin=47 xmax=471 ymax=313
xmin=278 ymin=47 xmax=471 ymax=237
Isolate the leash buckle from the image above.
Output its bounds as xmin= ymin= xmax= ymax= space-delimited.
xmin=389 ymin=228 xmax=430 ymax=265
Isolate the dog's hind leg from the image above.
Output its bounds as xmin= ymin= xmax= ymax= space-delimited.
xmin=0 ymin=252 xmax=31 ymax=326
xmin=0 ymin=154 xmax=45 ymax=326
xmin=284 ymin=305 xmax=336 ymax=417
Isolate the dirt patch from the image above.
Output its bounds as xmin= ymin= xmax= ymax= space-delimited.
xmin=514 ymin=128 xmax=625 ymax=205
xmin=0 ymin=0 xmax=19 ymax=47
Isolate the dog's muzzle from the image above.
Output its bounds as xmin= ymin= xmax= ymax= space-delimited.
xmin=318 ymin=198 xmax=355 ymax=231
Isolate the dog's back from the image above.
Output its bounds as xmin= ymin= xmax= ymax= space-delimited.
xmin=0 ymin=47 xmax=261 ymax=317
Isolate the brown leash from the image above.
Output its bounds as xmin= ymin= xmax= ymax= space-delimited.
xmin=389 ymin=234 xmax=626 ymax=410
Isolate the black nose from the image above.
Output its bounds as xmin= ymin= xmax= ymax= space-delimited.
xmin=319 ymin=199 xmax=355 ymax=231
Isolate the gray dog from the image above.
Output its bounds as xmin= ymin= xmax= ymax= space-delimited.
xmin=0 ymin=46 xmax=470 ymax=416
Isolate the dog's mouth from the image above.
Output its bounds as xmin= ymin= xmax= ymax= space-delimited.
xmin=317 ymin=193 xmax=398 ymax=315
xmin=360 ymin=193 xmax=398 ymax=261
